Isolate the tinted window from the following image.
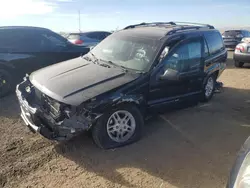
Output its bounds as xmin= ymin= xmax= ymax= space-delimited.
xmin=86 ymin=32 xmax=99 ymax=40
xmin=204 ymin=39 xmax=209 ymax=57
xmin=98 ymin=32 xmax=111 ymax=40
xmin=223 ymin=30 xmax=242 ymax=37
xmin=204 ymin=32 xmax=224 ymax=55
xmin=41 ymin=32 xmax=67 ymax=48
xmin=245 ymin=31 xmax=250 ymax=37
xmin=0 ymin=30 xmax=42 ymax=52
xmin=67 ymin=34 xmax=80 ymax=40
xmin=163 ymin=40 xmax=202 ymax=73
xmin=0 ymin=30 xmax=68 ymax=53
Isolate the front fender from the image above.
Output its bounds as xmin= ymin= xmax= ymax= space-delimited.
xmin=84 ymin=94 xmax=146 ymax=116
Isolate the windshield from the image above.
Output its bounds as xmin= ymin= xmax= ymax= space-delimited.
xmin=90 ymin=32 xmax=159 ymax=72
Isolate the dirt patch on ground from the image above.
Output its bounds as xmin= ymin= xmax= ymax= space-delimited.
xmin=1 ymin=52 xmax=250 ymax=188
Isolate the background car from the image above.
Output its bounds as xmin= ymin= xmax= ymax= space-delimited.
xmin=66 ymin=31 xmax=111 ymax=47
xmin=222 ymin=30 xmax=250 ymax=49
xmin=233 ymin=38 xmax=250 ymax=67
xmin=0 ymin=26 xmax=89 ymax=97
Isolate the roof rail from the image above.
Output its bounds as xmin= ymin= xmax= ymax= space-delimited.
xmin=124 ymin=21 xmax=214 ymax=30
xmin=166 ymin=26 xmax=213 ymax=35
xmin=172 ymin=22 xmax=214 ymax=29
xmin=124 ymin=22 xmax=176 ymax=29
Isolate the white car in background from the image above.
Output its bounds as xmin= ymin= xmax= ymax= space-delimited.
xmin=66 ymin=31 xmax=111 ymax=48
xmin=234 ymin=37 xmax=250 ymax=67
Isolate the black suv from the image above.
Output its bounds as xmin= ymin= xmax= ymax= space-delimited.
xmin=0 ymin=26 xmax=89 ymax=97
xmin=222 ymin=30 xmax=250 ymax=49
xmin=16 ymin=22 xmax=227 ymax=149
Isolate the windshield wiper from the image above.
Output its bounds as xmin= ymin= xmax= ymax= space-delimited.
xmin=89 ymin=52 xmax=98 ymax=63
xmin=104 ymin=60 xmax=127 ymax=72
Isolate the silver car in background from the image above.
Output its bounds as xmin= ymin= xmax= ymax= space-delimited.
xmin=234 ymin=37 xmax=250 ymax=67
xmin=66 ymin=31 xmax=111 ymax=47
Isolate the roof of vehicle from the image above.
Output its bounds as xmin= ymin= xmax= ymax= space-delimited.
xmin=0 ymin=26 xmax=50 ymax=31
xmin=225 ymin=29 xmax=244 ymax=31
xmin=68 ymin=31 xmax=111 ymax=35
xmin=119 ymin=22 xmax=216 ymax=40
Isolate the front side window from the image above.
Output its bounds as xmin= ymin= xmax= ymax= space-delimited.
xmin=204 ymin=32 xmax=224 ymax=55
xmin=163 ymin=40 xmax=202 ymax=73
xmin=90 ymin=33 xmax=159 ymax=72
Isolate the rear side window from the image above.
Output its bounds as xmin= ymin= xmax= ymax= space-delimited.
xmin=0 ymin=30 xmax=43 ymax=52
xmin=98 ymin=32 xmax=111 ymax=40
xmin=86 ymin=32 xmax=99 ymax=40
xmin=204 ymin=32 xmax=224 ymax=55
xmin=67 ymin=34 xmax=80 ymax=40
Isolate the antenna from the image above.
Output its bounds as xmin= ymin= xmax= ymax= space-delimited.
xmin=78 ymin=10 xmax=81 ymax=32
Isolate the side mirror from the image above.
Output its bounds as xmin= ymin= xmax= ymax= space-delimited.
xmin=160 ymin=68 xmax=179 ymax=81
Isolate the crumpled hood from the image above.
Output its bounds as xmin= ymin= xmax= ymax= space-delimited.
xmin=30 ymin=57 xmax=139 ymax=106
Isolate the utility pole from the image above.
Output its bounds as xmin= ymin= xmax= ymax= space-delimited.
xmin=78 ymin=10 xmax=81 ymax=32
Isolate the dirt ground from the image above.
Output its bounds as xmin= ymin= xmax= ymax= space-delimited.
xmin=1 ymin=51 xmax=250 ymax=188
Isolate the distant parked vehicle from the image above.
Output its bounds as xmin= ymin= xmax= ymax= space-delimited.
xmin=222 ymin=30 xmax=250 ymax=49
xmin=0 ymin=26 xmax=89 ymax=97
xmin=234 ymin=37 xmax=250 ymax=67
xmin=67 ymin=31 xmax=111 ymax=47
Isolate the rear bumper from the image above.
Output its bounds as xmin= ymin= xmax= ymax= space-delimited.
xmin=224 ymin=41 xmax=239 ymax=49
xmin=234 ymin=53 xmax=250 ymax=63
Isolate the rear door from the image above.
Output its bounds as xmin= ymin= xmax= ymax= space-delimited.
xmin=0 ymin=30 xmax=47 ymax=77
xmin=204 ymin=31 xmax=227 ymax=74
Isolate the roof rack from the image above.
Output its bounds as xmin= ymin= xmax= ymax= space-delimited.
xmin=124 ymin=22 xmax=176 ymax=29
xmin=124 ymin=21 xmax=214 ymax=30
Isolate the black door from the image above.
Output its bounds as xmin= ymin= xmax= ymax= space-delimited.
xmin=148 ymin=37 xmax=204 ymax=107
xmin=0 ymin=30 xmax=48 ymax=78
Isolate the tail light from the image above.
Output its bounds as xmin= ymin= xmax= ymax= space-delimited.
xmin=236 ymin=45 xmax=245 ymax=53
xmin=74 ymin=39 xmax=84 ymax=45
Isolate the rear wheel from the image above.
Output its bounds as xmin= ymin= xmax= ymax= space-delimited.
xmin=92 ymin=104 xmax=144 ymax=149
xmin=202 ymin=75 xmax=215 ymax=102
xmin=0 ymin=69 xmax=12 ymax=98
xmin=235 ymin=61 xmax=244 ymax=68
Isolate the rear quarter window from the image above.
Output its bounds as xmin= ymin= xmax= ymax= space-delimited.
xmin=204 ymin=31 xmax=224 ymax=55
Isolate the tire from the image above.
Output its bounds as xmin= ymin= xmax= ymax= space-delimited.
xmin=0 ymin=69 xmax=13 ymax=98
xmin=92 ymin=104 xmax=144 ymax=149
xmin=202 ymin=75 xmax=216 ymax=102
xmin=235 ymin=61 xmax=244 ymax=68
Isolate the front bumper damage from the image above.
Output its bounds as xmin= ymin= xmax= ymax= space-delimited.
xmin=16 ymin=78 xmax=99 ymax=141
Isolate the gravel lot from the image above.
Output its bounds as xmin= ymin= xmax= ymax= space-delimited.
xmin=1 ymin=51 xmax=250 ymax=188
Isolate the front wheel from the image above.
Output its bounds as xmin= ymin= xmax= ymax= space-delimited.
xmin=235 ymin=61 xmax=244 ymax=68
xmin=92 ymin=104 xmax=144 ymax=149
xmin=202 ymin=75 xmax=215 ymax=102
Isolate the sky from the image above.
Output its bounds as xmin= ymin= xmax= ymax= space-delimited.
xmin=0 ymin=0 xmax=250 ymax=32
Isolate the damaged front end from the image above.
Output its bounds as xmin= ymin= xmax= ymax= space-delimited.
xmin=16 ymin=77 xmax=101 ymax=141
